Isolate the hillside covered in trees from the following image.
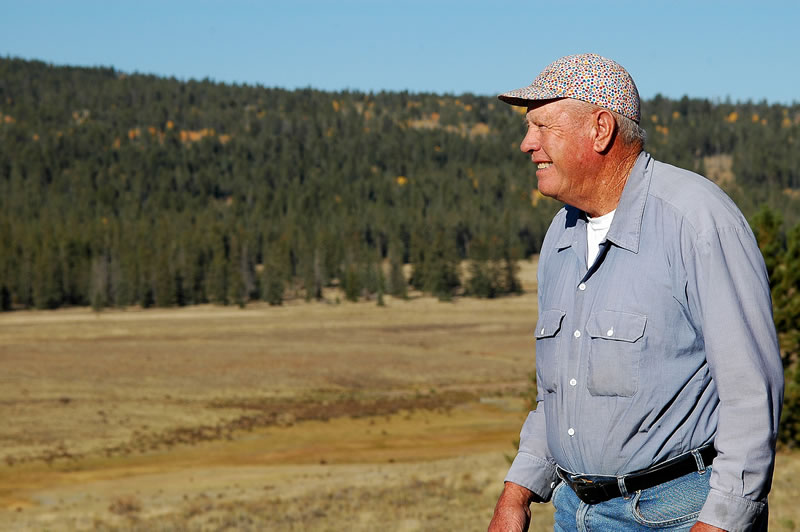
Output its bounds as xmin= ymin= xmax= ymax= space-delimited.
xmin=2 ymin=57 xmax=798 ymax=312
xmin=1 ymin=56 xmax=799 ymax=309
xmin=1 ymin=57 xmax=800 ymax=444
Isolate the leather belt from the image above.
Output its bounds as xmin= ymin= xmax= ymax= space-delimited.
xmin=556 ymin=444 xmax=716 ymax=505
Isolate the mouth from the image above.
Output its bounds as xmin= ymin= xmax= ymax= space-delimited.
xmin=537 ymin=162 xmax=552 ymax=169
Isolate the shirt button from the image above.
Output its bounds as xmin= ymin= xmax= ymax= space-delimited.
xmin=568 ymin=428 xmax=575 ymax=436
xmin=607 ymin=328 xmax=614 ymax=337
xmin=570 ymin=378 xmax=577 ymax=386
xmin=578 ymin=283 xmax=586 ymax=291
xmin=573 ymin=330 xmax=581 ymax=338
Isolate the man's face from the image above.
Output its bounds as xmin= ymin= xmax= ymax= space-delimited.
xmin=520 ymin=99 xmax=593 ymax=206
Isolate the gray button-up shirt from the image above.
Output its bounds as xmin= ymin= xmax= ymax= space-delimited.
xmin=505 ymin=152 xmax=783 ymax=530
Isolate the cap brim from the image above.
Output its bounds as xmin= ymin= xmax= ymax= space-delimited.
xmin=498 ymin=92 xmax=564 ymax=109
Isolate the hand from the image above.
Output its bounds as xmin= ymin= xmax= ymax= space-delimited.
xmin=690 ymin=522 xmax=727 ymax=532
xmin=487 ymin=482 xmax=535 ymax=532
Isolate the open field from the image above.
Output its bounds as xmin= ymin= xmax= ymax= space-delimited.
xmin=1 ymin=258 xmax=799 ymax=531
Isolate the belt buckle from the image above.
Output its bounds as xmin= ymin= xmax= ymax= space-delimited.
xmin=561 ymin=472 xmax=608 ymax=505
xmin=573 ymin=481 xmax=610 ymax=505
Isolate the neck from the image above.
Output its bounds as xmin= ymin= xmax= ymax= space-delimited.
xmin=581 ymin=148 xmax=640 ymax=217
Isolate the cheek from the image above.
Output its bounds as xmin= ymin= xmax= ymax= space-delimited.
xmin=566 ymin=141 xmax=593 ymax=166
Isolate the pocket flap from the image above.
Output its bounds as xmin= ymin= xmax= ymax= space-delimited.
xmin=535 ymin=309 xmax=567 ymax=338
xmin=586 ymin=310 xmax=646 ymax=342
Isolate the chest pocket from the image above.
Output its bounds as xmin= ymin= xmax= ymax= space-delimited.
xmin=534 ymin=309 xmax=566 ymax=393
xmin=586 ymin=310 xmax=647 ymax=397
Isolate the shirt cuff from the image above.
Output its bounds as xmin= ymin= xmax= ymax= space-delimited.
xmin=698 ymin=488 xmax=765 ymax=532
xmin=504 ymin=451 xmax=559 ymax=502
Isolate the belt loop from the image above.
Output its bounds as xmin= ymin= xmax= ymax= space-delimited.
xmin=691 ymin=448 xmax=707 ymax=474
xmin=617 ymin=476 xmax=630 ymax=498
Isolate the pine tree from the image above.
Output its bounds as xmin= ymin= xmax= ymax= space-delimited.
xmin=387 ymin=242 xmax=407 ymax=299
xmin=774 ymin=223 xmax=800 ymax=447
xmin=261 ymin=242 xmax=287 ymax=306
xmin=89 ymin=254 xmax=109 ymax=311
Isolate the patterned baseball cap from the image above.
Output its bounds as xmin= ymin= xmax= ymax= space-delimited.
xmin=498 ymin=53 xmax=641 ymax=123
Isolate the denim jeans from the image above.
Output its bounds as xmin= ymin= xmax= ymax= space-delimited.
xmin=553 ymin=468 xmax=711 ymax=531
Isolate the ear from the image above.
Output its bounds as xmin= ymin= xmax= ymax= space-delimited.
xmin=591 ymin=110 xmax=616 ymax=153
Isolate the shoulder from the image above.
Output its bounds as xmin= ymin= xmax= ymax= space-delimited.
xmin=646 ymin=159 xmax=750 ymax=238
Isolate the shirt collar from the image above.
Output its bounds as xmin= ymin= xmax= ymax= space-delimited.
xmin=605 ymin=151 xmax=652 ymax=254
xmin=554 ymin=151 xmax=652 ymax=254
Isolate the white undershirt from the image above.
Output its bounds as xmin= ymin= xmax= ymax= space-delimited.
xmin=586 ymin=209 xmax=616 ymax=267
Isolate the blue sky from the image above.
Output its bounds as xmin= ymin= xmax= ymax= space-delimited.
xmin=1 ymin=0 xmax=798 ymax=104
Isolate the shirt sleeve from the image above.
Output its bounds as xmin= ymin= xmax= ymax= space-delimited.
xmin=504 ymin=400 xmax=560 ymax=501
xmin=685 ymin=225 xmax=784 ymax=531
xmin=504 ymin=244 xmax=560 ymax=501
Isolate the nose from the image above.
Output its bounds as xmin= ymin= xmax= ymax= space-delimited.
xmin=520 ymin=127 xmax=540 ymax=153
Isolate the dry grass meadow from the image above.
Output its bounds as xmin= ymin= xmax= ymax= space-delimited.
xmin=1 ymin=258 xmax=798 ymax=531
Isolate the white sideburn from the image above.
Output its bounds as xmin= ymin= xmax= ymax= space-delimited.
xmin=586 ymin=210 xmax=615 ymax=267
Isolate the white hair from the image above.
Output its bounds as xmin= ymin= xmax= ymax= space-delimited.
xmin=565 ymin=99 xmax=647 ymax=149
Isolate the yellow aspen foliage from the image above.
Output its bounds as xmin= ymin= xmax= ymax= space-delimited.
xmin=472 ymin=178 xmax=479 ymax=189
xmin=257 ymin=110 xmax=266 ymax=118
xmin=783 ymin=188 xmax=800 ymax=200
xmin=101 ymin=217 xmax=108 ymax=225
xmin=467 ymin=167 xmax=475 ymax=177
xmin=128 ymin=128 xmax=141 ymax=140
xmin=396 ymin=176 xmax=408 ymax=186
xmin=3 ymin=115 xmax=16 ymax=123
xmin=218 ymin=134 xmax=231 ymax=144
xmin=514 ymin=106 xmax=527 ymax=115
xmin=672 ymin=111 xmax=680 ymax=120
xmin=179 ymin=128 xmax=217 ymax=143
xmin=655 ymin=125 xmax=669 ymax=136
xmin=470 ymin=123 xmax=490 ymax=137
xmin=782 ymin=117 xmax=792 ymax=128
xmin=430 ymin=112 xmax=440 ymax=122
xmin=434 ymin=145 xmax=442 ymax=152
xmin=761 ymin=118 xmax=768 ymax=126
xmin=32 ymin=133 xmax=39 ymax=142
xmin=166 ymin=120 xmax=174 ymax=130
xmin=332 ymin=100 xmax=340 ymax=112
xmin=326 ymin=127 xmax=335 ymax=138
xmin=531 ymin=189 xmax=545 ymax=207
xmin=725 ymin=111 xmax=738 ymax=123
xmin=334 ymin=194 xmax=342 ymax=203
xmin=147 ymin=126 xmax=157 ymax=136
xmin=464 ymin=104 xmax=473 ymax=112
xmin=752 ymin=113 xmax=760 ymax=123
xmin=363 ymin=110 xmax=372 ymax=121
xmin=112 ymin=137 xmax=121 ymax=149
xmin=651 ymin=115 xmax=659 ymax=123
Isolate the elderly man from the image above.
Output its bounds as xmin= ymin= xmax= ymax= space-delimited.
xmin=488 ymin=54 xmax=783 ymax=532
